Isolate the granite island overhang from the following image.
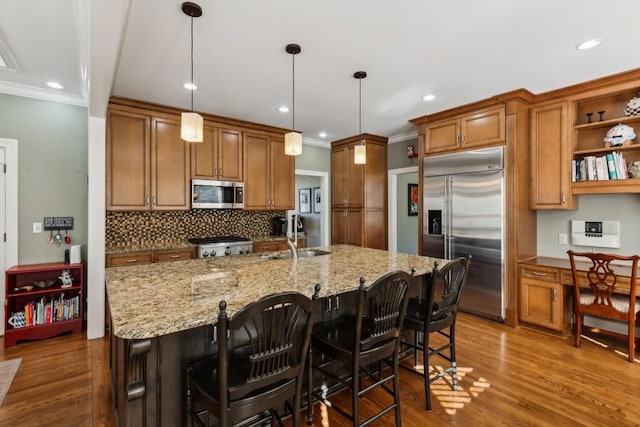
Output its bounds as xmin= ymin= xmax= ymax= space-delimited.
xmin=105 ymin=244 xmax=446 ymax=426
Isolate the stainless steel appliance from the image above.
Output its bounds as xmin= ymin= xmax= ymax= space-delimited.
xmin=188 ymin=236 xmax=253 ymax=258
xmin=422 ymin=146 xmax=504 ymax=321
xmin=191 ymin=179 xmax=244 ymax=209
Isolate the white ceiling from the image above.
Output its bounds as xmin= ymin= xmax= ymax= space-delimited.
xmin=2 ymin=0 xmax=640 ymax=143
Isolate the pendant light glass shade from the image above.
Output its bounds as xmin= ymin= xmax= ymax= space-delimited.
xmin=285 ymin=44 xmax=302 ymax=156
xmin=181 ymin=2 xmax=203 ymax=143
xmin=285 ymin=131 xmax=303 ymax=155
xmin=354 ymin=143 xmax=366 ymax=164
xmin=181 ymin=111 xmax=204 ymax=142
xmin=354 ymin=71 xmax=367 ymax=164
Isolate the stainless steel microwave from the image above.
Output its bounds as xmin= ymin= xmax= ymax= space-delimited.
xmin=191 ymin=179 xmax=244 ymax=209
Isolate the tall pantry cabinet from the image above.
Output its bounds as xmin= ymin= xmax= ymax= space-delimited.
xmin=331 ymin=134 xmax=388 ymax=250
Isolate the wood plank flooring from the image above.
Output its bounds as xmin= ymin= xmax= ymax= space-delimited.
xmin=1 ymin=312 xmax=638 ymax=426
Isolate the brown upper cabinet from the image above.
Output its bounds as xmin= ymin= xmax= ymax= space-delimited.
xmin=424 ymin=106 xmax=505 ymax=155
xmin=107 ymin=110 xmax=190 ymax=211
xmin=243 ymin=132 xmax=294 ymax=210
xmin=191 ymin=124 xmax=243 ymax=181
xmin=530 ymin=68 xmax=640 ymax=200
xmin=530 ymin=101 xmax=575 ymax=209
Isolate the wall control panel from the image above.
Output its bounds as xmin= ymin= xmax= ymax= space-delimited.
xmin=570 ymin=220 xmax=620 ymax=249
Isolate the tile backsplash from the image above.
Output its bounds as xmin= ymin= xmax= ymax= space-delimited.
xmin=106 ymin=210 xmax=285 ymax=247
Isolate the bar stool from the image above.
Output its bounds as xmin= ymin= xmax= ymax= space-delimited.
xmin=186 ymin=286 xmax=319 ymax=426
xmin=308 ymin=270 xmax=412 ymax=427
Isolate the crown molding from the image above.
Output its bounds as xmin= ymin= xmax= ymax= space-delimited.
xmin=0 ymin=81 xmax=87 ymax=107
xmin=388 ymin=131 xmax=418 ymax=144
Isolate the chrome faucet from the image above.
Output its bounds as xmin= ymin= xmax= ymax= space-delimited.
xmin=286 ymin=214 xmax=299 ymax=260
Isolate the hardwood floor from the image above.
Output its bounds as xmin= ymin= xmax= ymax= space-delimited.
xmin=1 ymin=313 xmax=638 ymax=426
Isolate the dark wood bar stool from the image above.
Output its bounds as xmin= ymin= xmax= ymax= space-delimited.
xmin=400 ymin=255 xmax=471 ymax=410
xmin=308 ymin=270 xmax=412 ymax=427
xmin=186 ymin=286 xmax=319 ymax=426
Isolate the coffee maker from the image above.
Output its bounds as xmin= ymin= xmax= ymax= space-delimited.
xmin=273 ymin=216 xmax=287 ymax=236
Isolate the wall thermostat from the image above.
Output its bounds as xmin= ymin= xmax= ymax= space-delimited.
xmin=570 ymin=220 xmax=620 ymax=248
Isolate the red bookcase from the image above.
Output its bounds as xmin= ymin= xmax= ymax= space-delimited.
xmin=4 ymin=262 xmax=83 ymax=347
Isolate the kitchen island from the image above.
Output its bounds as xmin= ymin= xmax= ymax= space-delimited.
xmin=106 ymin=245 xmax=444 ymax=426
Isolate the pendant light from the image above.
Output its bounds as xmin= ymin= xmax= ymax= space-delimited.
xmin=353 ymin=71 xmax=367 ymax=164
xmin=181 ymin=2 xmax=203 ymax=143
xmin=284 ymin=43 xmax=302 ymax=156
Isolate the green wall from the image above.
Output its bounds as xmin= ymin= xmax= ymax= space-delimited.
xmin=388 ymin=137 xmax=419 ymax=170
xmin=295 ymin=143 xmax=331 ymax=172
xmin=0 ymin=94 xmax=88 ymax=264
xmin=396 ymin=172 xmax=418 ymax=254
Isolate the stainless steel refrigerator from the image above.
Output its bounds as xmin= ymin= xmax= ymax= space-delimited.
xmin=422 ymin=146 xmax=504 ymax=321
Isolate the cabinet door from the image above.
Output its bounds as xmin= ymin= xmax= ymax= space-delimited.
xmin=520 ymin=277 xmax=563 ymax=330
xmin=253 ymin=241 xmax=280 ymax=253
xmin=270 ymin=136 xmax=294 ymax=210
xmin=460 ymin=106 xmax=505 ymax=148
xmin=191 ymin=125 xmax=217 ymax=178
xmin=346 ymin=208 xmax=363 ymax=246
xmin=155 ymin=248 xmax=194 ymax=262
xmin=530 ymin=101 xmax=573 ymax=209
xmin=332 ymin=147 xmax=348 ymax=207
xmin=106 ymin=110 xmax=151 ymax=210
xmin=243 ymin=133 xmax=270 ymax=209
xmin=425 ymin=118 xmax=459 ymax=154
xmin=331 ymin=209 xmax=347 ymax=244
xmin=151 ymin=117 xmax=190 ymax=210
xmin=346 ymin=146 xmax=364 ymax=207
xmin=217 ymin=127 xmax=243 ymax=181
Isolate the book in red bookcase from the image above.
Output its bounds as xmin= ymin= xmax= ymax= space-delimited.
xmin=4 ymin=262 xmax=83 ymax=347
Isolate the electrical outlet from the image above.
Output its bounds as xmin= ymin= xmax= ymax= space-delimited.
xmin=33 ymin=222 xmax=42 ymax=233
xmin=558 ymin=233 xmax=568 ymax=245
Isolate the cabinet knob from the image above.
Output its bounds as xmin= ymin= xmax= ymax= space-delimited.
xmin=126 ymin=259 xmax=137 ymax=263
xmin=146 ymin=196 xmax=150 ymax=205
xmin=152 ymin=196 xmax=157 ymax=206
xmin=170 ymin=254 xmax=180 ymax=258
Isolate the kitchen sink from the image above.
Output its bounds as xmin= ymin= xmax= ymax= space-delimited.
xmin=261 ymin=249 xmax=331 ymax=260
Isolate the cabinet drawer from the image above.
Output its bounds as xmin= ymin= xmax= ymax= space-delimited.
xmin=106 ymin=252 xmax=154 ymax=267
xmin=560 ymin=270 xmax=631 ymax=292
xmin=520 ymin=265 xmax=559 ymax=282
xmin=155 ymin=248 xmax=194 ymax=262
xmin=253 ymin=242 xmax=280 ymax=253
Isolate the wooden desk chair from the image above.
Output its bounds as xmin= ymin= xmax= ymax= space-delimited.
xmin=186 ymin=286 xmax=319 ymax=426
xmin=308 ymin=270 xmax=413 ymax=427
xmin=567 ymin=250 xmax=640 ymax=362
xmin=400 ymin=255 xmax=471 ymax=410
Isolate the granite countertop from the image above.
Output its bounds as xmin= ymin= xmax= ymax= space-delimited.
xmin=105 ymin=245 xmax=446 ymax=340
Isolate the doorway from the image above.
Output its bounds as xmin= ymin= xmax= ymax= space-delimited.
xmin=294 ymin=169 xmax=329 ymax=247
xmin=0 ymin=138 xmax=19 ymax=336
xmin=388 ymin=166 xmax=418 ymax=254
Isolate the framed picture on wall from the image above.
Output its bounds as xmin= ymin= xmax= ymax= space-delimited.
xmin=312 ymin=187 xmax=321 ymax=213
xmin=408 ymin=183 xmax=418 ymax=216
xmin=299 ymin=188 xmax=311 ymax=213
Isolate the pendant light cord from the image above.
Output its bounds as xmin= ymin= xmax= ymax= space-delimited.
xmin=190 ymin=13 xmax=194 ymax=112
xmin=291 ymin=52 xmax=295 ymax=131
xmin=358 ymin=77 xmax=362 ymax=135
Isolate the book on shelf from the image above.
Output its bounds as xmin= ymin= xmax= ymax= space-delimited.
xmin=606 ymin=153 xmax=618 ymax=179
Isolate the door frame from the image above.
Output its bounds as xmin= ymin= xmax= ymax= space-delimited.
xmin=0 ymin=138 xmax=18 ymax=336
xmin=295 ymin=169 xmax=330 ymax=247
xmin=387 ymin=166 xmax=418 ymax=253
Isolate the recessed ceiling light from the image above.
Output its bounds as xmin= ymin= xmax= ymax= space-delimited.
xmin=421 ymin=94 xmax=436 ymax=101
xmin=318 ymin=131 xmax=328 ymax=138
xmin=576 ymin=39 xmax=602 ymax=50
xmin=46 ymin=81 xmax=64 ymax=90
xmin=183 ymin=82 xmax=197 ymax=90
xmin=278 ymin=106 xmax=290 ymax=113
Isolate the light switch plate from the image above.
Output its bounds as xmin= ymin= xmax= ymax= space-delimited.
xmin=558 ymin=233 xmax=568 ymax=245
xmin=33 ymin=222 xmax=42 ymax=233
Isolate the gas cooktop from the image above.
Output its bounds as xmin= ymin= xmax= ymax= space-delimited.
xmin=188 ymin=236 xmax=251 ymax=245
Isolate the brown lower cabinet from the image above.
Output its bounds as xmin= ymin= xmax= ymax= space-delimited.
xmin=253 ymin=238 xmax=305 ymax=253
xmin=105 ymin=247 xmax=196 ymax=267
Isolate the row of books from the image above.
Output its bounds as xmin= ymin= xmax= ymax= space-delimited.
xmin=572 ymin=152 xmax=629 ymax=182
xmin=23 ymin=294 xmax=80 ymax=327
